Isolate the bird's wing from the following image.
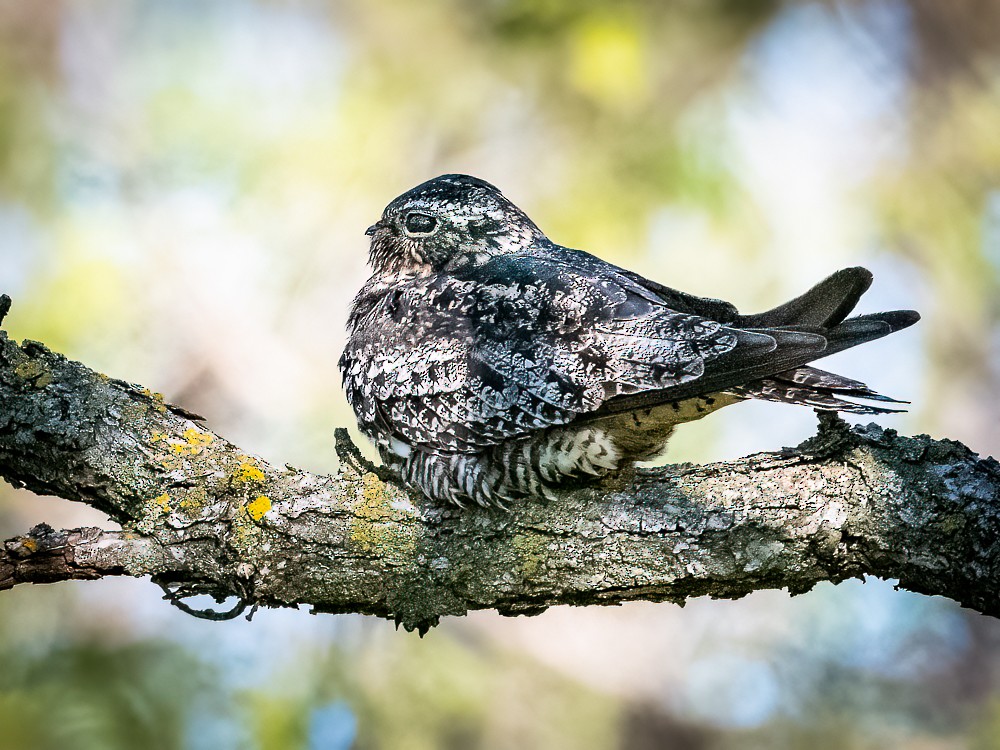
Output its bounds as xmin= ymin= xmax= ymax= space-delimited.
xmin=539 ymin=246 xmax=743 ymax=321
xmin=345 ymin=252 xmax=857 ymax=453
xmin=551 ymin=249 xmax=879 ymax=328
xmin=340 ymin=264 xmax=606 ymax=453
xmin=533 ymin=253 xmax=918 ymax=416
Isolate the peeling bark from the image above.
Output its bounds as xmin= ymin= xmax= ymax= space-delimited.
xmin=0 ymin=295 xmax=998 ymax=633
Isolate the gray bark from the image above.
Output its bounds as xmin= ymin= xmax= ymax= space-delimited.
xmin=1 ymin=294 xmax=998 ymax=633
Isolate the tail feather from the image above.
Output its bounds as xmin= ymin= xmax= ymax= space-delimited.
xmin=732 ymin=309 xmax=919 ymax=413
xmin=752 ymin=309 xmax=919 ymax=357
xmin=773 ymin=367 xmax=907 ymax=404
xmin=736 ymin=267 xmax=873 ymax=328
xmin=731 ymin=376 xmax=906 ymax=415
xmin=817 ymin=310 xmax=920 ymax=358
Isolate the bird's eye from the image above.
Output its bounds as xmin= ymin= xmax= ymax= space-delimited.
xmin=404 ymin=212 xmax=438 ymax=236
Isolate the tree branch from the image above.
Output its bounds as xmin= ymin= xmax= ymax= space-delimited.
xmin=1 ymin=295 xmax=998 ymax=633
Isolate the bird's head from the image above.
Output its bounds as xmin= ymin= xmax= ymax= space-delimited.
xmin=365 ymin=174 xmax=544 ymax=274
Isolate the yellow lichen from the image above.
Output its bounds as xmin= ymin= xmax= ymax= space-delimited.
xmin=183 ymin=427 xmax=213 ymax=448
xmin=361 ymin=472 xmax=389 ymax=511
xmin=140 ymin=387 xmax=167 ymax=413
xmin=349 ymin=473 xmax=417 ymax=557
xmin=152 ymin=492 xmax=171 ymax=513
xmin=232 ymin=459 xmax=266 ymax=485
xmin=21 ymin=537 xmax=37 ymax=553
xmin=512 ymin=533 xmax=547 ymax=579
xmin=157 ymin=454 xmax=183 ymax=473
xmin=14 ymin=360 xmax=52 ymax=388
xmin=246 ymin=495 xmax=272 ymax=521
xmin=177 ymin=483 xmax=211 ymax=511
xmin=163 ymin=427 xmax=214 ymax=456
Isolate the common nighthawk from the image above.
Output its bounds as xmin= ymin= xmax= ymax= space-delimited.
xmin=339 ymin=174 xmax=919 ymax=507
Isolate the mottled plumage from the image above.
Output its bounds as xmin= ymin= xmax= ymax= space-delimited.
xmin=339 ymin=174 xmax=919 ymax=507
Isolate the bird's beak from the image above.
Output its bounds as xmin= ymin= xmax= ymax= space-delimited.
xmin=365 ymin=222 xmax=379 ymax=237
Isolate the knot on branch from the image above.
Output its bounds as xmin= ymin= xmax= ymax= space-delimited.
xmin=5 ymin=522 xmax=66 ymax=559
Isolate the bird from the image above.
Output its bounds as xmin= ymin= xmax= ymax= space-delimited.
xmin=339 ymin=174 xmax=919 ymax=508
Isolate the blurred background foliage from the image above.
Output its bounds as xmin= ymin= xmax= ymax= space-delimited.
xmin=1 ymin=0 xmax=999 ymax=747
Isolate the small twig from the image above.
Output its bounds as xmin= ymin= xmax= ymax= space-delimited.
xmin=154 ymin=578 xmax=248 ymax=621
xmin=166 ymin=403 xmax=207 ymax=421
xmin=334 ymin=427 xmax=396 ymax=483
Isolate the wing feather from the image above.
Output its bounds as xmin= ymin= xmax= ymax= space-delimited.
xmin=340 ymin=252 xmax=916 ymax=453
